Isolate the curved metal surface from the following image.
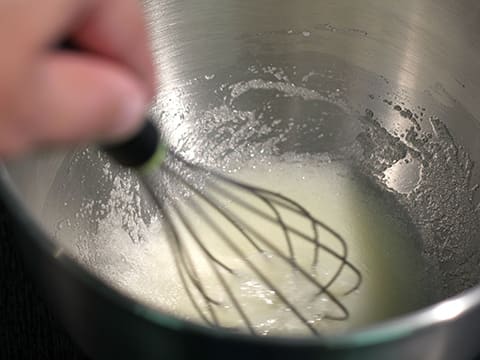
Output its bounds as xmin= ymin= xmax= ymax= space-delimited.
xmin=2 ymin=0 xmax=480 ymax=358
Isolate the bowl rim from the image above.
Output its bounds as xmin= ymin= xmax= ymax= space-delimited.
xmin=1 ymin=163 xmax=478 ymax=349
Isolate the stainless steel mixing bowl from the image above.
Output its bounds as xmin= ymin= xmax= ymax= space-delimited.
xmin=2 ymin=0 xmax=480 ymax=358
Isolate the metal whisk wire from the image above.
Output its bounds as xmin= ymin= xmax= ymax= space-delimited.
xmin=138 ymin=149 xmax=362 ymax=336
xmin=174 ymin=152 xmax=362 ymax=294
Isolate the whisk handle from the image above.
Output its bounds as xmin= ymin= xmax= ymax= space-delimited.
xmin=56 ymin=41 xmax=163 ymax=169
xmin=102 ymin=118 xmax=160 ymax=168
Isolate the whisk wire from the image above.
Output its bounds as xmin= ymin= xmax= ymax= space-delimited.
xmin=138 ymin=150 xmax=362 ymax=333
xmin=256 ymin=189 xmax=361 ymax=296
xmin=256 ymin=193 xmax=296 ymax=261
xmin=140 ymin=178 xmax=221 ymax=326
xmin=199 ymin=173 xmax=361 ymax=295
xmin=167 ymin=171 xmax=321 ymax=334
xmin=164 ymin=163 xmax=351 ymax=324
xmin=168 ymin=198 xmax=256 ymax=334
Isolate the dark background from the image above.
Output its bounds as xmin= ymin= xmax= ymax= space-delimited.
xmin=0 ymin=200 xmax=88 ymax=360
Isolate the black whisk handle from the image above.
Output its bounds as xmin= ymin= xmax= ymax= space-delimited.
xmin=102 ymin=118 xmax=159 ymax=168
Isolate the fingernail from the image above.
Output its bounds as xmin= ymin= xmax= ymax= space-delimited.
xmin=109 ymin=87 xmax=148 ymax=142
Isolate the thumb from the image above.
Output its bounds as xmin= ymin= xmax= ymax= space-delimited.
xmin=28 ymin=52 xmax=149 ymax=147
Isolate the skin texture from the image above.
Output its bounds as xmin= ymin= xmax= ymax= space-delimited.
xmin=0 ymin=0 xmax=156 ymax=158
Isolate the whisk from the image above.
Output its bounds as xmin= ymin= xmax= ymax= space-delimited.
xmin=103 ymin=118 xmax=362 ymax=336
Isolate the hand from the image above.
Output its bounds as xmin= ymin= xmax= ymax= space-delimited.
xmin=0 ymin=0 xmax=156 ymax=158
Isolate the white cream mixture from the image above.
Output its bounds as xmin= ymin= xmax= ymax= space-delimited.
xmin=76 ymin=155 xmax=428 ymax=336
